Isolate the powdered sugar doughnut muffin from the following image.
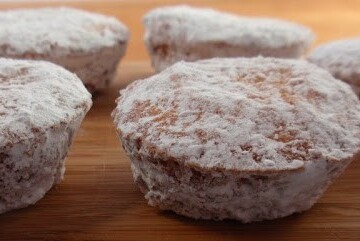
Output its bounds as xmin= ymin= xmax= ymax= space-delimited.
xmin=0 ymin=58 xmax=92 ymax=214
xmin=143 ymin=5 xmax=314 ymax=71
xmin=0 ymin=7 xmax=129 ymax=93
xmin=112 ymin=57 xmax=360 ymax=222
xmin=308 ymin=38 xmax=360 ymax=95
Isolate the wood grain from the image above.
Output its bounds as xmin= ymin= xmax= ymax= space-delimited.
xmin=0 ymin=1 xmax=360 ymax=240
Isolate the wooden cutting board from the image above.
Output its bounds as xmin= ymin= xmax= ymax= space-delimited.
xmin=1 ymin=1 xmax=360 ymax=240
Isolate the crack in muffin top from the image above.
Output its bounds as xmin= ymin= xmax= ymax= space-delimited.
xmin=113 ymin=57 xmax=360 ymax=172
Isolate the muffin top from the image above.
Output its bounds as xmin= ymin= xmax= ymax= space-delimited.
xmin=113 ymin=57 xmax=360 ymax=173
xmin=308 ymin=38 xmax=360 ymax=87
xmin=0 ymin=7 xmax=129 ymax=57
xmin=144 ymin=5 xmax=314 ymax=51
xmin=0 ymin=58 xmax=92 ymax=146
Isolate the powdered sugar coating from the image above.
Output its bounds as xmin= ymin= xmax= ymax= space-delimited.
xmin=308 ymin=38 xmax=360 ymax=95
xmin=129 ymin=149 xmax=352 ymax=221
xmin=0 ymin=58 xmax=91 ymax=137
xmin=144 ymin=5 xmax=314 ymax=71
xmin=0 ymin=7 xmax=129 ymax=92
xmin=0 ymin=7 xmax=128 ymax=56
xmin=113 ymin=57 xmax=360 ymax=173
xmin=0 ymin=58 xmax=92 ymax=214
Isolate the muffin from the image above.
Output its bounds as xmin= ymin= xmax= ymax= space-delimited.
xmin=308 ymin=38 xmax=360 ymax=95
xmin=0 ymin=7 xmax=129 ymax=93
xmin=0 ymin=58 xmax=92 ymax=214
xmin=143 ymin=5 xmax=314 ymax=71
xmin=112 ymin=57 xmax=360 ymax=222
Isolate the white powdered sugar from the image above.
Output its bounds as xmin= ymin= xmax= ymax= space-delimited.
xmin=0 ymin=58 xmax=92 ymax=214
xmin=143 ymin=5 xmax=314 ymax=71
xmin=144 ymin=5 xmax=313 ymax=48
xmin=308 ymin=38 xmax=360 ymax=94
xmin=114 ymin=57 xmax=360 ymax=173
xmin=0 ymin=7 xmax=129 ymax=92
xmin=0 ymin=7 xmax=129 ymax=56
xmin=0 ymin=58 xmax=91 ymax=138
